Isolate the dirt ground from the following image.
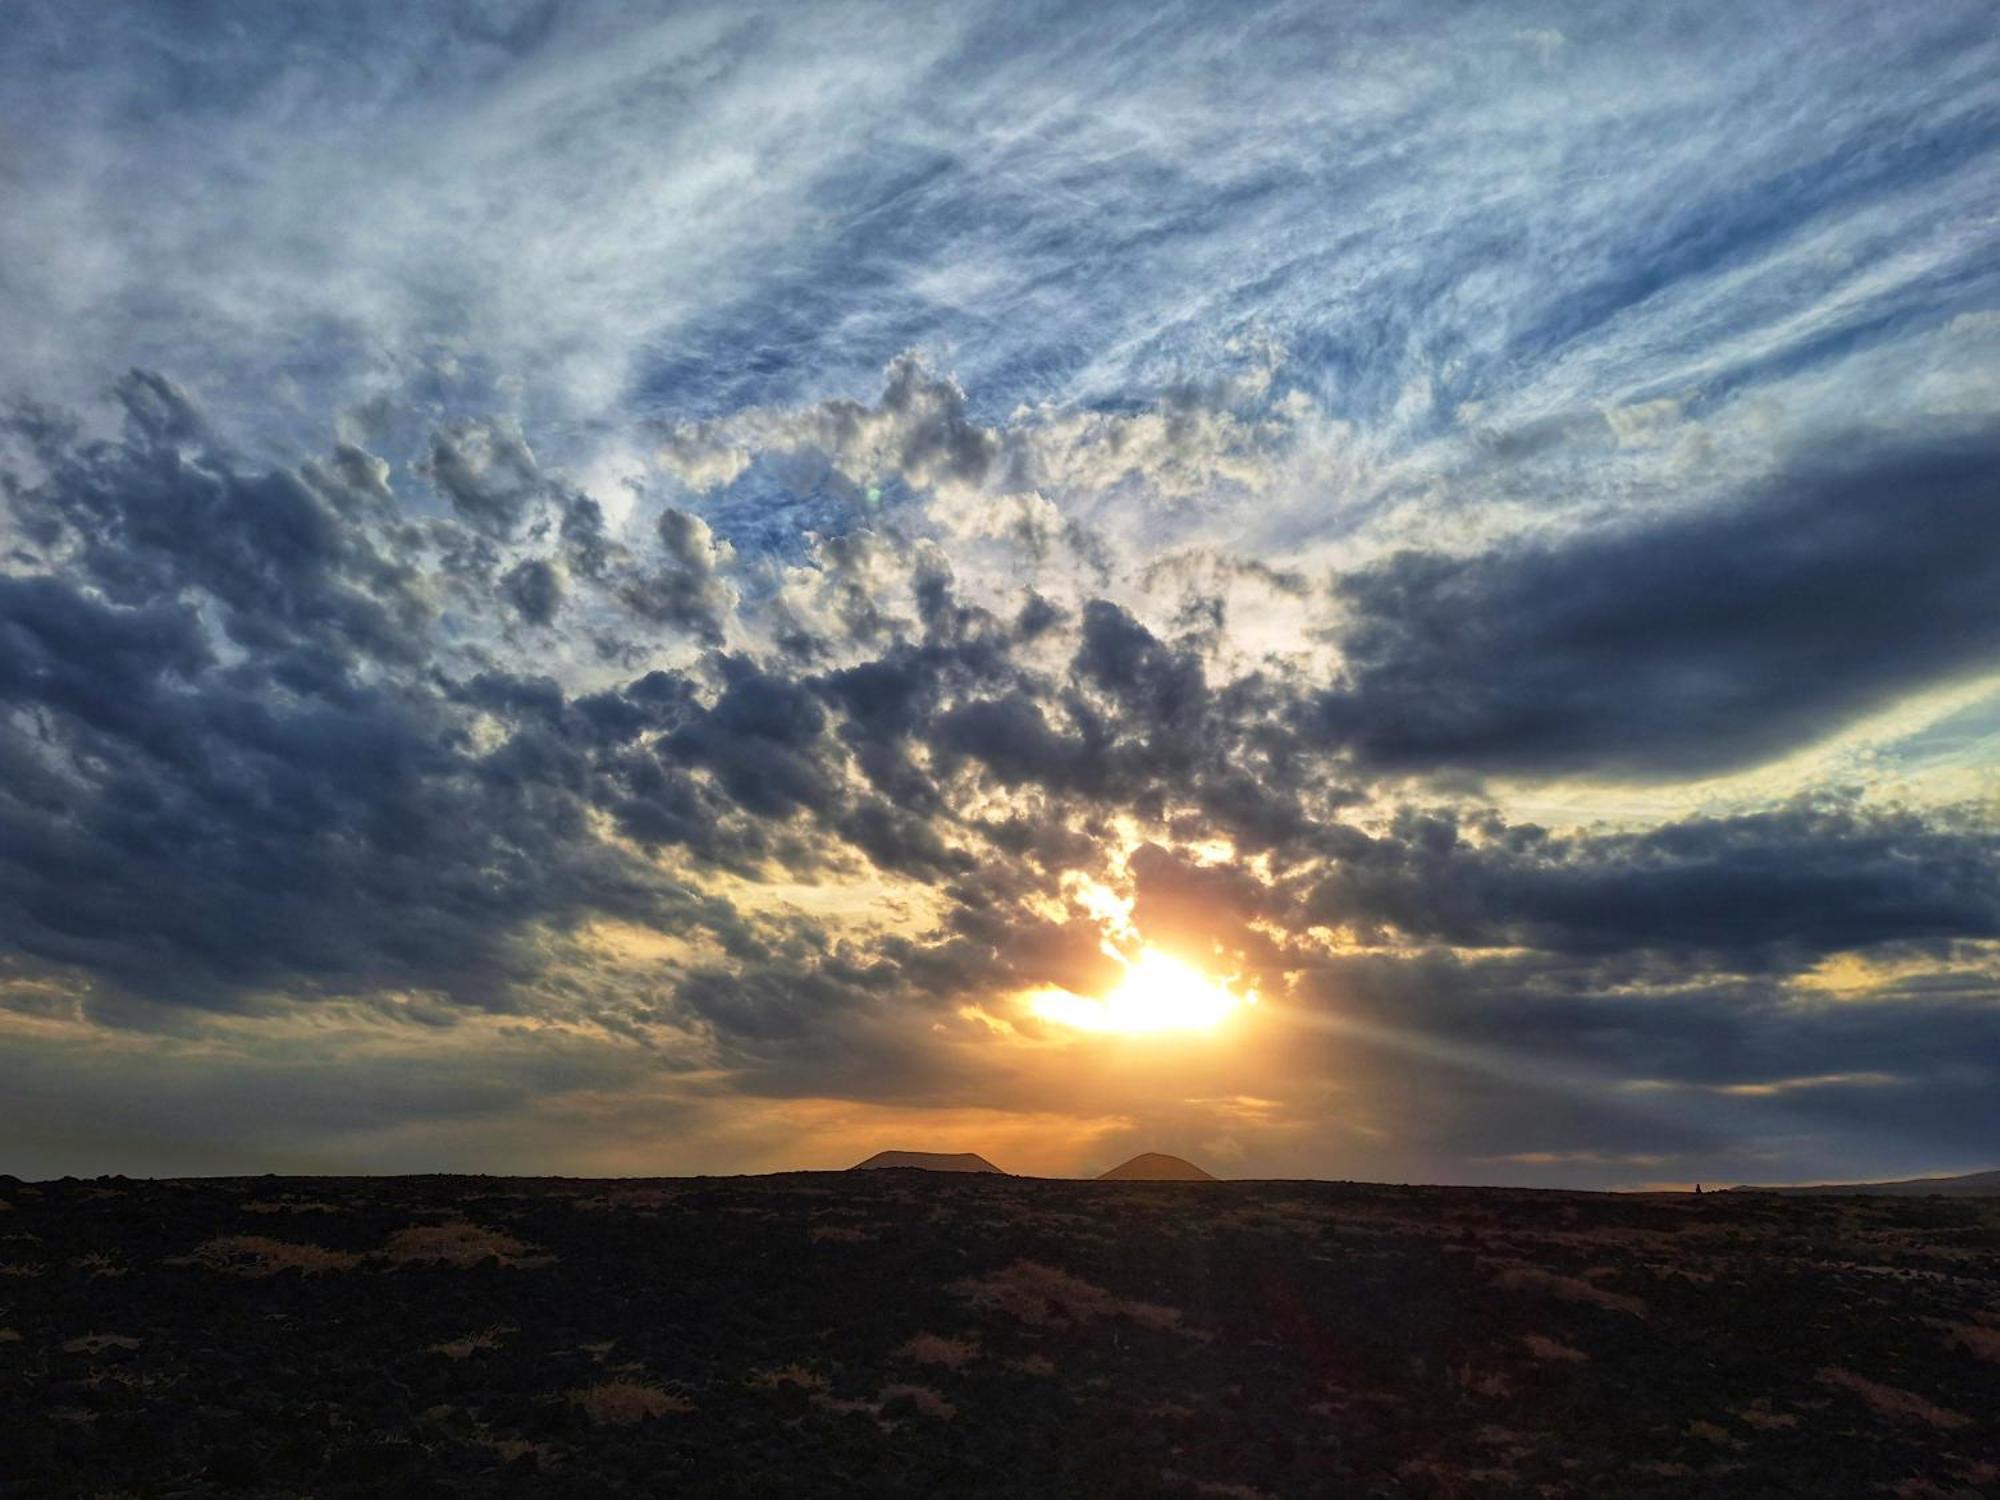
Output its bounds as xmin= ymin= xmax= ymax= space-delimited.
xmin=1 ymin=1171 xmax=1995 ymax=1496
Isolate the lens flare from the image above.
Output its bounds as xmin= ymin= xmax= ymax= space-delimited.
xmin=1027 ymin=947 xmax=1250 ymax=1035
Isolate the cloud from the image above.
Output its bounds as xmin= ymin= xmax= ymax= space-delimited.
xmin=617 ymin=507 xmax=735 ymax=644
xmin=501 ymin=557 xmax=564 ymax=624
xmin=1302 ymin=801 xmax=2000 ymax=968
xmin=1 ymin=0 xmax=1996 ymax=1183
xmin=1311 ymin=434 xmax=2000 ymax=780
xmin=422 ymin=419 xmax=546 ymax=539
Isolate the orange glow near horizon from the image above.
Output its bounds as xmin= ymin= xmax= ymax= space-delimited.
xmin=1026 ymin=946 xmax=1254 ymax=1035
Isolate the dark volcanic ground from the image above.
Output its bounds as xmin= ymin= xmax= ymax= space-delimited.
xmin=1 ymin=1172 xmax=1995 ymax=1497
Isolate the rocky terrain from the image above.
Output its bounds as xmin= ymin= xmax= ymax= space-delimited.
xmin=849 ymin=1152 xmax=1004 ymax=1174
xmin=1 ymin=1171 xmax=1995 ymax=1497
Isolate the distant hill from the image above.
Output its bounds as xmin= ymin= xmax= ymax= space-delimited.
xmin=850 ymin=1151 xmax=1005 ymax=1173
xmin=1728 ymin=1167 xmax=2000 ymax=1197
xmin=1097 ymin=1152 xmax=1216 ymax=1182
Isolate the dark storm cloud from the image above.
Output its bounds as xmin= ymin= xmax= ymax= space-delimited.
xmin=420 ymin=419 xmax=546 ymax=540
xmin=501 ymin=556 xmax=563 ymax=624
xmin=1311 ymin=434 xmax=2000 ymax=780
xmin=1291 ymin=945 xmax=1998 ymax=1167
xmin=560 ymin=494 xmax=615 ymax=579
xmin=617 ymin=507 xmax=732 ymax=644
xmin=666 ymin=668 xmax=835 ymax=819
xmin=0 ymin=380 xmax=725 ymax=1015
xmin=5 ymin=375 xmax=1995 ymax=1050
xmin=8 ymin=372 xmax=432 ymax=667
xmin=1302 ymin=802 xmax=2000 ymax=970
xmin=1075 ymin=600 xmax=1207 ymax=740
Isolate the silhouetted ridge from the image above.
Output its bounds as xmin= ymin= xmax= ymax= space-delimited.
xmin=1097 ymin=1152 xmax=1216 ymax=1181
xmin=850 ymin=1150 xmax=1005 ymax=1173
xmin=1727 ymin=1167 xmax=2000 ymax=1196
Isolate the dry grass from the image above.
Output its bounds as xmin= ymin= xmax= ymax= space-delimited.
xmin=1448 ymin=1362 xmax=1512 ymax=1398
xmin=0 ymin=1328 xmax=21 ymax=1343
xmin=179 ymin=1236 xmax=361 ymax=1277
xmin=1160 ymin=1472 xmax=1277 ymax=1499
xmin=570 ymin=1380 xmax=693 ymax=1424
xmin=482 ymin=1436 xmax=549 ymax=1464
xmin=1732 ymin=1403 xmax=1800 ymax=1430
xmin=243 ymin=1200 xmax=336 ymax=1215
xmin=570 ymin=1186 xmax=680 ymax=1211
xmin=749 ymin=1364 xmax=828 ymax=1392
xmin=0 ymin=1262 xmax=44 ymax=1277
xmin=1397 ymin=1457 xmax=1521 ymax=1492
xmin=61 ymin=1333 xmax=142 ymax=1354
xmin=428 ymin=1325 xmax=514 ymax=1359
xmin=1519 ymin=1332 xmax=1589 ymax=1363
xmin=808 ymin=1225 xmax=871 ymax=1243
xmin=72 ymin=1253 xmax=128 ymax=1277
xmin=898 ymin=1332 xmax=980 ymax=1369
xmin=1490 ymin=1264 xmax=1647 ymax=1317
xmin=953 ymin=1260 xmax=1186 ymax=1332
xmin=1815 ymin=1367 xmax=1971 ymax=1430
xmin=1942 ymin=1321 xmax=2000 ymax=1362
xmin=810 ymin=1392 xmax=883 ymax=1419
xmin=879 ymin=1383 xmax=956 ymax=1420
xmin=1002 ymin=1353 xmax=1057 ymax=1376
xmin=382 ymin=1221 xmax=552 ymax=1268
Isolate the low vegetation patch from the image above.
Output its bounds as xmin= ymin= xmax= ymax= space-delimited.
xmin=427 ymin=1325 xmax=514 ymax=1359
xmin=178 ymin=1236 xmax=361 ymax=1277
xmin=749 ymin=1363 xmax=828 ymax=1391
xmin=382 ymin=1221 xmax=552 ymax=1268
xmin=808 ymin=1224 xmax=870 ymax=1243
xmin=1815 ymin=1367 xmax=1971 ymax=1429
xmin=61 ymin=1334 xmax=142 ymax=1354
xmin=1942 ymin=1322 xmax=2000 ymax=1362
xmin=1490 ymin=1263 xmax=1647 ymax=1317
xmin=879 ymin=1383 xmax=956 ymax=1420
xmin=570 ymin=1380 xmax=693 ymax=1424
xmin=954 ymin=1259 xmax=1186 ymax=1332
xmin=898 ymin=1331 xmax=979 ymax=1369
xmin=1519 ymin=1332 xmax=1588 ymax=1363
xmin=1731 ymin=1403 xmax=1800 ymax=1430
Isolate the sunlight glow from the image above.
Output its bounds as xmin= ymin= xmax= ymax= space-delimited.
xmin=1027 ymin=947 xmax=1252 ymax=1035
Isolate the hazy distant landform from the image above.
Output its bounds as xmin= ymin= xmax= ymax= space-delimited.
xmin=1096 ymin=1153 xmax=1217 ymax=1182
xmin=1732 ymin=1168 xmax=2000 ymax=1197
xmin=850 ymin=1149 xmax=1219 ymax=1180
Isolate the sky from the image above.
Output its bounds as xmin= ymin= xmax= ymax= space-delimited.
xmin=1 ymin=0 xmax=1996 ymax=1187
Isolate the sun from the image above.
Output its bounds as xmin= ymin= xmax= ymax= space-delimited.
xmin=1027 ymin=947 xmax=1252 ymax=1035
